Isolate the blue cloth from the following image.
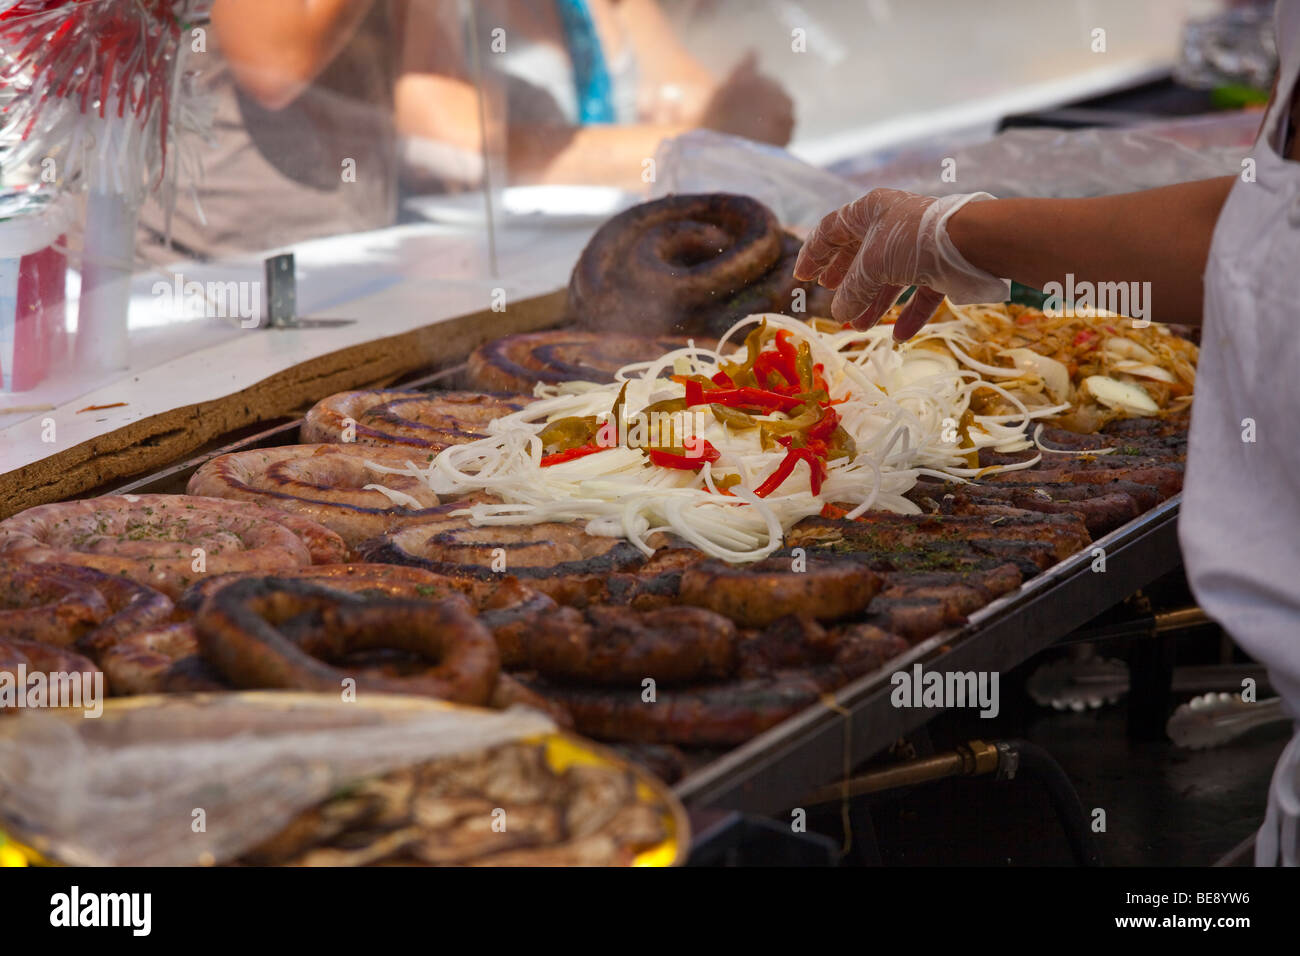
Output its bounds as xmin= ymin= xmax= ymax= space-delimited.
xmin=553 ymin=0 xmax=616 ymax=124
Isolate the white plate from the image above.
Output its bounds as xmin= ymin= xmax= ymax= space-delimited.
xmin=405 ymin=186 xmax=639 ymax=226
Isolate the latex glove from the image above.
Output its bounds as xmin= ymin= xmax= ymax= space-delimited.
xmin=793 ymin=188 xmax=1009 ymax=340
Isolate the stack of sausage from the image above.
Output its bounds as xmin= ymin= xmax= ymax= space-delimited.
xmin=0 ymin=321 xmax=1189 ymax=770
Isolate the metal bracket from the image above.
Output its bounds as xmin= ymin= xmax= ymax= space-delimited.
xmin=995 ymin=741 xmax=1020 ymax=781
xmin=263 ymin=253 xmax=355 ymax=329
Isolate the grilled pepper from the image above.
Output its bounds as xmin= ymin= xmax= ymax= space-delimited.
xmin=646 ymin=440 xmax=721 ymax=470
xmin=540 ymin=444 xmax=610 ymax=466
xmin=537 ymin=415 xmax=599 ymax=455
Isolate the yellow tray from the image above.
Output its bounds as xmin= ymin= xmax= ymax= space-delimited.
xmin=0 ymin=691 xmax=689 ymax=867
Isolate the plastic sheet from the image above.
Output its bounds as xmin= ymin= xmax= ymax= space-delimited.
xmin=0 ymin=694 xmax=555 ymax=866
xmin=650 ymin=129 xmax=859 ymax=234
xmin=853 ymin=113 xmax=1260 ymax=199
xmin=651 ymin=112 xmax=1260 ymax=233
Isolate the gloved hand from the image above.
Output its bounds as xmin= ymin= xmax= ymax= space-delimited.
xmin=793 ymin=188 xmax=1010 ymax=340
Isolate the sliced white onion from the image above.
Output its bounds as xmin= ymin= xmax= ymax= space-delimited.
xmin=1000 ymin=348 xmax=1071 ymax=403
xmin=1103 ymin=338 xmax=1157 ymax=363
xmin=361 ymin=483 xmax=431 ymax=510
xmin=1111 ymin=360 xmax=1176 ymax=383
xmin=1084 ymin=375 xmax=1159 ymax=415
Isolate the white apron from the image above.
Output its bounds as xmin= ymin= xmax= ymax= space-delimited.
xmin=1179 ymin=0 xmax=1300 ymax=866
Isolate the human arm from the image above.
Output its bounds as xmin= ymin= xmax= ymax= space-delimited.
xmin=210 ymin=0 xmax=376 ymax=110
xmin=795 ymin=177 xmax=1234 ymax=340
xmin=394 ymin=0 xmax=791 ymax=186
xmin=948 ymin=177 xmax=1234 ymax=327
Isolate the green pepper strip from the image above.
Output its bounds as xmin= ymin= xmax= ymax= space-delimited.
xmin=629 ymin=397 xmax=690 ymax=448
xmin=761 ymin=404 xmax=821 ymax=436
xmin=795 ymin=341 xmax=815 ymax=391
xmin=719 ymin=320 xmax=767 ymax=387
xmin=536 ymin=415 xmax=599 ymax=454
xmin=710 ymin=404 xmax=758 ymax=429
xmin=639 ymin=397 xmax=688 ymax=416
xmin=608 ymin=381 xmax=629 ymax=444
xmin=827 ymin=425 xmax=857 ymax=459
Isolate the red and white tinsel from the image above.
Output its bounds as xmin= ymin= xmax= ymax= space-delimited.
xmin=0 ymin=0 xmax=212 ymax=370
xmin=0 ymin=0 xmax=212 ymax=196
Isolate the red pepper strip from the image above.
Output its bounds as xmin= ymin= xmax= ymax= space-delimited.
xmin=820 ymin=502 xmax=851 ymax=519
xmin=776 ymin=434 xmax=830 ymax=459
xmin=773 ymin=330 xmax=801 ymax=385
xmin=647 ymin=440 xmax=721 ymax=471
xmin=711 ymin=370 xmax=735 ymax=387
xmin=685 ymin=382 xmax=804 ymax=413
xmin=1073 ymin=329 xmax=1097 ymax=347
xmin=808 ymin=406 xmax=839 ymax=442
xmin=748 ymin=344 xmax=800 ymax=390
xmin=807 ymin=454 xmax=827 ymax=495
xmin=752 ymin=352 xmax=784 ymax=389
xmin=749 ymin=331 xmax=800 ymax=389
xmin=540 ymin=444 xmax=610 ymax=467
xmin=754 ymin=448 xmax=800 ymax=497
xmin=754 ymin=446 xmax=826 ymax=497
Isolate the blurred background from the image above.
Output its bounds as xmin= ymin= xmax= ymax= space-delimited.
xmin=661 ymin=0 xmax=1227 ymax=164
xmin=0 ymin=0 xmax=1272 ymax=404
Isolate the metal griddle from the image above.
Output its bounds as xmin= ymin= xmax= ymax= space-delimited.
xmin=97 ymin=361 xmax=1186 ymax=817
xmin=672 ymin=496 xmax=1181 ymax=813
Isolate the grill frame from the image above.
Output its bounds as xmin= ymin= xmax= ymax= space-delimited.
xmin=671 ymin=495 xmax=1181 ymax=813
xmin=97 ymin=358 xmax=1186 ymax=817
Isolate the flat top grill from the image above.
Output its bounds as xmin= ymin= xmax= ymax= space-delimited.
xmin=673 ymin=496 xmax=1180 ymax=813
xmin=101 ymin=361 xmax=1186 ymax=817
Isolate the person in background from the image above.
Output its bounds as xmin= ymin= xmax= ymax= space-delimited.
xmin=138 ymin=0 xmax=397 ymax=264
xmin=794 ymin=0 xmax=1300 ymax=866
xmin=396 ymin=0 xmax=795 ymax=189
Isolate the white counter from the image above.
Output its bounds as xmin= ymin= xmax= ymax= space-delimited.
xmin=0 ymin=213 xmax=596 ymax=477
